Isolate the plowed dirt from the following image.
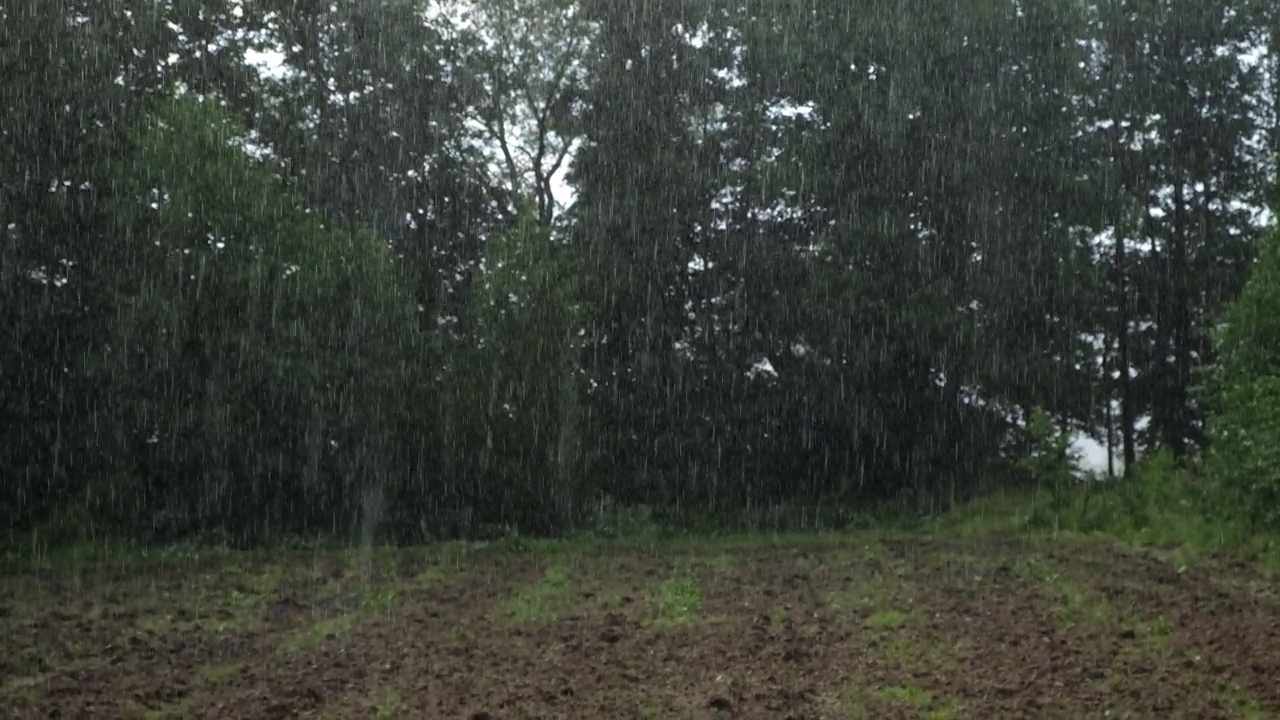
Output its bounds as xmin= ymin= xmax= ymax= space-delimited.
xmin=3 ymin=536 xmax=1278 ymax=718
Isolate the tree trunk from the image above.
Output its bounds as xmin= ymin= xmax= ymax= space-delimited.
xmin=1116 ymin=217 xmax=1137 ymax=476
xmin=1167 ymin=173 xmax=1191 ymax=458
xmin=1270 ymin=32 xmax=1280 ymax=178
xmin=1104 ymin=328 xmax=1116 ymax=480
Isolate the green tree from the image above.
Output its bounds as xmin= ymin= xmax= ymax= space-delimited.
xmin=567 ymin=0 xmax=732 ymax=508
xmin=0 ymin=1 xmax=181 ymax=537
xmin=1202 ymin=188 xmax=1280 ymax=530
xmin=182 ymin=0 xmax=505 ymax=337
xmin=100 ymin=96 xmax=421 ymax=543
xmin=568 ymin=0 xmax=1102 ymax=510
xmin=446 ymin=0 xmax=594 ymax=226
xmin=442 ymin=201 xmax=587 ymax=534
xmin=1084 ymin=0 xmax=1268 ymax=463
xmin=742 ymin=0 xmax=1102 ymax=500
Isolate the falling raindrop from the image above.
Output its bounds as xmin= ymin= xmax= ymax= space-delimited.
xmin=2 ymin=1 xmax=1279 ymax=710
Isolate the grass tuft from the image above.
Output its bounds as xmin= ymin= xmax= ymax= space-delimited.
xmin=865 ymin=608 xmax=910 ymax=629
xmin=502 ymin=564 xmax=574 ymax=622
xmin=650 ymin=575 xmax=702 ymax=625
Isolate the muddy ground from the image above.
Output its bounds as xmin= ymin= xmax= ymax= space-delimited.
xmin=3 ymin=534 xmax=1279 ymax=718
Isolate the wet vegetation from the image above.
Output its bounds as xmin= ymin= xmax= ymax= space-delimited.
xmin=4 ymin=0 xmax=1280 ymax=716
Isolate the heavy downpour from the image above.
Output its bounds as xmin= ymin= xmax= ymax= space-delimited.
xmin=3 ymin=0 xmax=1280 ymax=717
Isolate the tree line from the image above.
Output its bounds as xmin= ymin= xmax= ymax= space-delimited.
xmin=3 ymin=0 xmax=1279 ymax=545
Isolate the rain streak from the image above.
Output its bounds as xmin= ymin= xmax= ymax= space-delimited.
xmin=3 ymin=0 xmax=1280 ymax=717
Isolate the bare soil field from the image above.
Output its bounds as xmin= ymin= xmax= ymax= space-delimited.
xmin=3 ymin=534 xmax=1279 ymax=718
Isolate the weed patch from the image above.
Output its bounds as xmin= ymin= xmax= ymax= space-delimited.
xmin=280 ymin=581 xmax=402 ymax=653
xmin=369 ymin=687 xmax=404 ymax=719
xmin=1126 ymin=614 xmax=1174 ymax=646
xmin=828 ymin=551 xmax=916 ymax=626
xmin=199 ymin=662 xmax=244 ymax=684
xmin=649 ymin=575 xmax=702 ymax=625
xmin=843 ymin=683 xmax=963 ymax=719
xmin=865 ymin=608 xmax=910 ymax=629
xmin=1223 ymin=681 xmax=1268 ymax=720
xmin=282 ymin=614 xmax=358 ymax=654
xmin=1014 ymin=557 xmax=1113 ymax=628
xmin=501 ymin=564 xmax=574 ymax=622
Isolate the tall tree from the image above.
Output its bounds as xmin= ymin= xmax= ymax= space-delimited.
xmin=1201 ymin=181 xmax=1280 ymax=530
xmin=568 ymin=0 xmax=1102 ymax=510
xmin=442 ymin=202 xmax=587 ymax=532
xmin=182 ymin=0 xmax=504 ymax=333
xmin=102 ymin=96 xmax=422 ymax=543
xmin=567 ymin=0 xmax=733 ymax=507
xmin=447 ymin=0 xmax=594 ymax=227
xmin=0 ymin=1 xmax=182 ymax=535
xmin=1084 ymin=0 xmax=1267 ymax=463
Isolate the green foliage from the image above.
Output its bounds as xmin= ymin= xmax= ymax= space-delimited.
xmin=3 ymin=0 xmax=1276 ymax=549
xmin=586 ymin=503 xmax=663 ymax=540
xmin=1085 ymin=0 xmax=1268 ymax=458
xmin=865 ymin=609 xmax=911 ymax=630
xmin=502 ymin=564 xmax=574 ymax=622
xmin=568 ymin=0 xmax=1107 ymax=508
xmin=1202 ymin=213 xmax=1280 ymax=531
xmin=441 ymin=201 xmax=587 ymax=534
xmin=650 ymin=576 xmax=702 ymax=625
xmin=940 ymin=450 xmax=1267 ymax=560
xmin=1079 ymin=451 xmax=1229 ymax=547
xmin=0 ymin=1 xmax=174 ymax=539
xmin=27 ymin=506 xmax=101 ymax=548
xmin=99 ymin=96 xmax=422 ymax=543
xmin=1014 ymin=408 xmax=1082 ymax=527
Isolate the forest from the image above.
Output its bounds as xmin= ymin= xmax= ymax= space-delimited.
xmin=4 ymin=0 xmax=1280 ymax=548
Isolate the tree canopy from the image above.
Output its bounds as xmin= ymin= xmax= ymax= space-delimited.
xmin=2 ymin=0 xmax=1278 ymax=544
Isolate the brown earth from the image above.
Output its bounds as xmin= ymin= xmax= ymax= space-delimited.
xmin=3 ymin=535 xmax=1279 ymax=719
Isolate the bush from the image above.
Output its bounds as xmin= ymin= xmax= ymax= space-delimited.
xmin=1205 ymin=376 xmax=1280 ymax=531
xmin=1015 ymin=407 xmax=1081 ymax=529
xmin=939 ymin=447 xmax=1260 ymax=557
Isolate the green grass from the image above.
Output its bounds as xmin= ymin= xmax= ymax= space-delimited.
xmin=12 ymin=447 xmax=1280 ymax=577
xmin=828 ymin=547 xmax=916 ymax=625
xmin=954 ymin=447 xmax=1280 ymax=572
xmin=340 ymin=545 xmax=399 ymax=579
xmin=501 ymin=564 xmax=575 ymax=622
xmin=1223 ymin=681 xmax=1268 ymax=720
xmin=9 ymin=501 xmax=1280 ymax=718
xmin=279 ymin=578 xmax=404 ymax=654
xmin=649 ymin=575 xmax=702 ymax=625
xmin=932 ymin=466 xmax=1280 ymax=570
xmin=1014 ymin=556 xmax=1113 ymax=629
xmin=281 ymin=613 xmax=356 ymax=654
xmin=874 ymin=685 xmax=962 ymax=719
xmin=0 ymin=538 xmax=192 ymax=573
xmin=865 ymin=608 xmax=911 ymax=629
xmin=198 ymin=661 xmax=244 ymax=684
xmin=1136 ymin=614 xmax=1174 ymax=640
xmin=842 ymin=683 xmax=963 ymax=719
xmin=369 ymin=688 xmax=404 ymax=719
xmin=872 ymin=684 xmax=933 ymax=704
xmin=414 ymin=563 xmax=458 ymax=588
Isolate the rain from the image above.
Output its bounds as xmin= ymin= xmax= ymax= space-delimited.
xmin=3 ymin=0 xmax=1280 ymax=715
